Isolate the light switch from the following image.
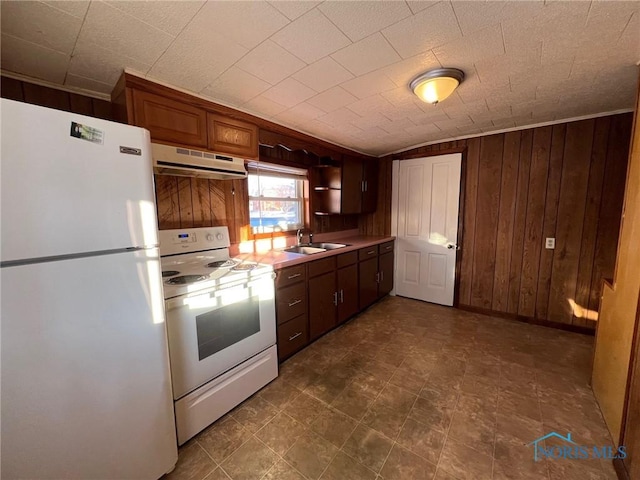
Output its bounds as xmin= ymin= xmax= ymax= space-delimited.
xmin=545 ymin=238 xmax=555 ymax=249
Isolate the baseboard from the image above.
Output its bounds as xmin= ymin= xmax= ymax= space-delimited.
xmin=613 ymin=458 xmax=629 ymax=480
xmin=456 ymin=304 xmax=595 ymax=336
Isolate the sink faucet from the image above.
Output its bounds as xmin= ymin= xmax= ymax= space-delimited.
xmin=296 ymin=228 xmax=313 ymax=246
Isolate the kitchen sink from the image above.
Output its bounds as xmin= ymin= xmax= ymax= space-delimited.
xmin=282 ymin=243 xmax=349 ymax=255
xmin=283 ymin=245 xmax=327 ymax=255
xmin=307 ymin=242 xmax=349 ymax=250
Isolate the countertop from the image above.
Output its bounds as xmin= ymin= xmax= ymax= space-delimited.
xmin=233 ymin=235 xmax=395 ymax=269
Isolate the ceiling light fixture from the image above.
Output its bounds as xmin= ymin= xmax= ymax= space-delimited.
xmin=410 ymin=68 xmax=465 ymax=104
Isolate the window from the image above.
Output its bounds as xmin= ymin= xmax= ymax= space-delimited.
xmin=247 ymin=162 xmax=306 ymax=233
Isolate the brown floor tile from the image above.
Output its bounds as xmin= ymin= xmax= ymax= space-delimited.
xmin=311 ymin=407 xmax=359 ymax=447
xmin=389 ymin=367 xmax=426 ymax=395
xmin=342 ymin=425 xmax=394 ymax=473
xmin=304 ymin=373 xmax=350 ymax=404
xmin=285 ymin=392 xmax=329 ymax=427
xmin=259 ymin=377 xmax=302 ymax=409
xmin=166 ymin=441 xmax=216 ymax=480
xmin=438 ymin=438 xmax=493 ymax=480
xmin=498 ymin=389 xmax=541 ymax=422
xmin=460 ymin=376 xmax=499 ymax=399
xmin=409 ymin=396 xmax=455 ymax=433
xmin=197 ymin=416 xmax=252 ymax=464
xmin=374 ymin=383 xmax=417 ymax=416
xmin=380 ymin=444 xmax=437 ymax=480
xmin=261 ymin=460 xmax=305 ymax=480
xmin=448 ymin=409 xmax=496 ymax=456
xmin=546 ymin=457 xmax=608 ymax=480
xmin=456 ymin=391 xmax=498 ymax=415
xmin=496 ymin=411 xmax=544 ymax=445
xmin=332 ymin=385 xmax=375 ymax=421
xmin=362 ymin=359 xmax=397 ymax=382
xmin=396 ymin=417 xmax=446 ymax=465
xmin=203 ymin=468 xmax=231 ymax=480
xmin=284 ymin=431 xmax=339 ymax=480
xmin=433 ymin=468 xmax=461 ymax=480
xmin=231 ymin=395 xmax=279 ymax=433
xmin=361 ymin=401 xmax=408 ymax=439
xmin=320 ymin=451 xmax=377 ymax=480
xmin=220 ymin=437 xmax=278 ymax=480
xmin=255 ymin=412 xmax=306 ymax=455
xmin=350 ymin=371 xmax=388 ymax=398
xmin=280 ymin=364 xmax=321 ymax=391
xmin=493 ymin=432 xmax=548 ymax=480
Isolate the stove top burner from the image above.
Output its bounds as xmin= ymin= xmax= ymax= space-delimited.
xmin=206 ymin=260 xmax=238 ymax=268
xmin=232 ymin=263 xmax=257 ymax=271
xmin=165 ymin=275 xmax=208 ymax=285
xmin=162 ymin=270 xmax=180 ymax=278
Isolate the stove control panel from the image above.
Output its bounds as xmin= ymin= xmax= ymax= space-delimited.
xmin=159 ymin=227 xmax=231 ymax=256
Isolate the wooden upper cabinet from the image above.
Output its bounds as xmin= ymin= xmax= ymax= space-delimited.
xmin=132 ymin=90 xmax=207 ymax=147
xmin=361 ymin=160 xmax=378 ymax=213
xmin=207 ymin=113 xmax=258 ymax=159
xmin=341 ymin=157 xmax=363 ymax=214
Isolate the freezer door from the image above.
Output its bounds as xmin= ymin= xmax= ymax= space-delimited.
xmin=0 ymin=248 xmax=177 ymax=479
xmin=0 ymin=99 xmax=158 ymax=263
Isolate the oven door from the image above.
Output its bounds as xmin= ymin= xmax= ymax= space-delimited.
xmin=165 ymin=272 xmax=276 ymax=400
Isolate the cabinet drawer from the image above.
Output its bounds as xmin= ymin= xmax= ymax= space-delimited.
xmin=277 ymin=314 xmax=308 ymax=360
xmin=380 ymin=241 xmax=394 ymax=253
xmin=359 ymin=245 xmax=379 ymax=261
xmin=308 ymin=257 xmax=336 ymax=278
xmin=337 ymin=251 xmax=358 ymax=268
xmin=276 ymin=283 xmax=307 ymax=325
xmin=276 ymin=265 xmax=306 ymax=288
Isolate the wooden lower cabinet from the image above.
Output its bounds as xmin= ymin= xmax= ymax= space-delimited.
xmin=378 ymin=251 xmax=394 ymax=297
xmin=337 ymin=264 xmax=358 ymax=324
xmin=277 ymin=314 xmax=308 ymax=360
xmin=359 ymin=256 xmax=378 ymax=310
xmin=309 ymin=271 xmax=337 ymax=340
xmin=274 ymin=241 xmax=395 ymax=361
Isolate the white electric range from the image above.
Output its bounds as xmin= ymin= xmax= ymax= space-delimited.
xmin=159 ymin=227 xmax=278 ymax=445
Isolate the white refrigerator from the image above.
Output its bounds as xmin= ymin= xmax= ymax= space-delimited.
xmin=0 ymin=99 xmax=178 ymax=479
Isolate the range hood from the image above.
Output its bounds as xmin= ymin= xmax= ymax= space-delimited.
xmin=152 ymin=143 xmax=247 ymax=180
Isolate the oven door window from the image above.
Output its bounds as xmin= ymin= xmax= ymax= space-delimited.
xmin=195 ymin=295 xmax=260 ymax=361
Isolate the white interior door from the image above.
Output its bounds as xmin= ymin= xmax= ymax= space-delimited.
xmin=392 ymin=154 xmax=461 ymax=306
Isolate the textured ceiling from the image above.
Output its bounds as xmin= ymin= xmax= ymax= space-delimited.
xmin=1 ymin=1 xmax=639 ymax=156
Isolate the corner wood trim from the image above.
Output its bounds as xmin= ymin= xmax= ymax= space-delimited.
xmin=455 ymin=304 xmax=596 ymax=336
xmin=613 ymin=458 xmax=629 ymax=480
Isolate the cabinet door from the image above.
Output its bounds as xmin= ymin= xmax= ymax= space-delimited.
xmin=337 ymin=264 xmax=358 ymax=324
xmin=359 ymin=257 xmax=378 ymax=310
xmin=361 ymin=160 xmax=378 ymax=213
xmin=378 ymin=251 xmax=394 ymax=298
xmin=207 ymin=113 xmax=258 ymax=158
xmin=132 ymin=90 xmax=207 ymax=147
xmin=341 ymin=157 xmax=363 ymax=214
xmin=309 ymin=271 xmax=337 ymax=340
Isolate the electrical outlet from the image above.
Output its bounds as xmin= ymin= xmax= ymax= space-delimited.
xmin=545 ymin=237 xmax=555 ymax=249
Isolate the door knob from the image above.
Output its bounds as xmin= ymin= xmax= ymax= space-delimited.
xmin=447 ymin=244 xmax=460 ymax=250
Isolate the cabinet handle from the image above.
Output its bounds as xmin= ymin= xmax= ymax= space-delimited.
xmin=385 ymin=245 xmax=392 ymax=250
xmin=333 ymin=291 xmax=338 ymax=306
xmin=288 ymin=299 xmax=302 ymax=307
xmin=340 ymin=289 xmax=344 ymax=303
xmin=288 ymin=332 xmax=302 ymax=341
xmin=287 ymin=273 xmax=302 ymax=279
xmin=376 ymin=272 xmax=380 ymax=283
xmin=367 ymin=250 xmax=375 ymax=255
xmin=364 ymin=180 xmax=368 ymax=192
xmin=361 ymin=180 xmax=365 ymax=192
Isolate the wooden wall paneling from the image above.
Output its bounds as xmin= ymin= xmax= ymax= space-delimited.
xmin=492 ymin=131 xmax=521 ymax=311
xmin=233 ymin=178 xmax=250 ymax=243
xmin=223 ymin=181 xmax=237 ymax=244
xmin=590 ymin=114 xmax=634 ymax=314
xmin=177 ymin=177 xmax=194 ymax=228
xmin=518 ymin=126 xmax=552 ymax=317
xmin=191 ymin=178 xmax=212 ymax=227
xmin=91 ymin=98 xmax=113 ymax=120
xmin=507 ymin=129 xmax=533 ymax=314
xmin=154 ymin=175 xmax=180 ymax=230
xmin=572 ymin=117 xmax=610 ymax=327
xmin=470 ymin=135 xmax=504 ymax=308
xmin=548 ymin=119 xmax=595 ymax=324
xmin=22 ymin=82 xmax=71 ymax=111
xmin=69 ymin=93 xmax=94 ymax=116
xmin=209 ymin=180 xmax=228 ymax=227
xmin=458 ymin=138 xmax=480 ymax=305
xmin=1 ymin=76 xmax=24 ymax=101
xmin=535 ymin=124 xmax=566 ymax=319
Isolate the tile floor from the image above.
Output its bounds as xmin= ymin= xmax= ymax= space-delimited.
xmin=165 ymin=296 xmax=617 ymax=480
